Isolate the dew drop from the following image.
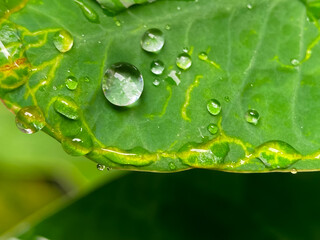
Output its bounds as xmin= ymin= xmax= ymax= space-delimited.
xmin=165 ymin=24 xmax=171 ymax=30
xmin=150 ymin=60 xmax=165 ymax=75
xmin=245 ymin=109 xmax=260 ymax=125
xmin=207 ymin=99 xmax=221 ymax=116
xmin=198 ymin=52 xmax=208 ymax=61
xmin=102 ymin=62 xmax=144 ymax=106
xmin=176 ymin=52 xmax=192 ymax=70
xmin=153 ymin=79 xmax=160 ymax=86
xmin=207 ymin=123 xmax=218 ymax=135
xmin=61 ymin=135 xmax=93 ymax=156
xmin=115 ymin=20 xmax=121 ymax=27
xmin=291 ymin=58 xmax=300 ymax=66
xmin=15 ymin=106 xmax=46 ymax=134
xmin=74 ymin=0 xmax=99 ymax=23
xmin=53 ymin=30 xmax=73 ymax=53
xmin=97 ymin=164 xmax=106 ymax=171
xmin=247 ymin=4 xmax=253 ymax=9
xmin=54 ymin=96 xmax=79 ymax=120
xmin=169 ymin=162 xmax=177 ymax=170
xmin=291 ymin=168 xmax=298 ymax=174
xmin=141 ymin=28 xmax=165 ymax=53
xmin=224 ymin=96 xmax=230 ymax=102
xmin=65 ymin=76 xmax=78 ymax=90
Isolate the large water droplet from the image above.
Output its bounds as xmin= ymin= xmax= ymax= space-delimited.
xmin=245 ymin=109 xmax=260 ymax=125
xmin=54 ymin=96 xmax=79 ymax=120
xmin=102 ymin=62 xmax=144 ymax=106
xmin=150 ymin=60 xmax=165 ymax=75
xmin=141 ymin=28 xmax=165 ymax=53
xmin=53 ymin=30 xmax=74 ymax=53
xmin=74 ymin=0 xmax=100 ymax=23
xmin=207 ymin=99 xmax=221 ymax=116
xmin=207 ymin=123 xmax=218 ymax=135
xmin=176 ymin=52 xmax=192 ymax=70
xmin=97 ymin=164 xmax=106 ymax=171
xmin=15 ymin=106 xmax=46 ymax=134
xmin=65 ymin=76 xmax=78 ymax=90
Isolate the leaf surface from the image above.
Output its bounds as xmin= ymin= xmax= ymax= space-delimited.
xmin=1 ymin=0 xmax=320 ymax=172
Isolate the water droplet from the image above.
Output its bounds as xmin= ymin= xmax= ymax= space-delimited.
xmin=169 ymin=162 xmax=176 ymax=170
xmin=59 ymin=119 xmax=82 ymax=137
xmin=207 ymin=123 xmax=218 ymax=135
xmin=224 ymin=96 xmax=230 ymax=102
xmin=61 ymin=134 xmax=93 ymax=156
xmin=207 ymin=99 xmax=221 ymax=116
xmin=65 ymin=76 xmax=78 ymax=90
xmin=53 ymin=30 xmax=73 ymax=53
xmin=74 ymin=0 xmax=99 ymax=23
xmin=115 ymin=20 xmax=121 ymax=27
xmin=198 ymin=52 xmax=208 ymax=61
xmin=176 ymin=53 xmax=192 ymax=70
xmin=153 ymin=79 xmax=160 ymax=86
xmin=247 ymin=4 xmax=253 ymax=9
xmin=150 ymin=60 xmax=165 ymax=75
xmin=177 ymin=6 xmax=181 ymax=10
xmin=54 ymin=96 xmax=79 ymax=120
xmin=166 ymin=70 xmax=181 ymax=85
xmin=97 ymin=164 xmax=106 ymax=171
xmin=141 ymin=28 xmax=165 ymax=53
xmin=102 ymin=62 xmax=144 ymax=106
xmin=291 ymin=168 xmax=298 ymax=174
xmin=291 ymin=58 xmax=300 ymax=66
xmin=165 ymin=24 xmax=171 ymax=30
xmin=245 ymin=109 xmax=260 ymax=125
xmin=15 ymin=106 xmax=46 ymax=134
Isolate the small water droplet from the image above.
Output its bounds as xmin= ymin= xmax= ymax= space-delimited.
xmin=166 ymin=70 xmax=181 ymax=85
xmin=115 ymin=20 xmax=121 ymax=27
xmin=224 ymin=96 xmax=230 ymax=102
xmin=141 ymin=28 xmax=165 ymax=53
xmin=97 ymin=164 xmax=106 ymax=171
xmin=53 ymin=30 xmax=73 ymax=53
xmin=54 ymin=96 xmax=79 ymax=120
xmin=61 ymin=134 xmax=93 ymax=156
xmin=176 ymin=52 xmax=192 ymax=70
xmin=150 ymin=60 xmax=165 ymax=75
xmin=74 ymin=0 xmax=99 ymax=23
xmin=207 ymin=123 xmax=218 ymax=135
xmin=153 ymin=79 xmax=160 ymax=86
xmin=102 ymin=62 xmax=144 ymax=106
xmin=165 ymin=24 xmax=171 ymax=30
xmin=291 ymin=58 xmax=300 ymax=66
xmin=207 ymin=99 xmax=221 ymax=116
xmin=245 ymin=109 xmax=260 ymax=125
xmin=15 ymin=106 xmax=46 ymax=134
xmin=291 ymin=168 xmax=298 ymax=174
xmin=177 ymin=6 xmax=181 ymax=10
xmin=247 ymin=4 xmax=253 ymax=9
xmin=198 ymin=52 xmax=208 ymax=61
xmin=65 ymin=76 xmax=78 ymax=90
xmin=169 ymin=162 xmax=177 ymax=170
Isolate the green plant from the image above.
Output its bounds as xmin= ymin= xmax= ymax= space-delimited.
xmin=2 ymin=0 xmax=320 ymax=239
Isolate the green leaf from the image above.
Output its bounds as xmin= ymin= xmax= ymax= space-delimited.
xmin=1 ymin=0 xmax=320 ymax=172
xmin=11 ymin=170 xmax=320 ymax=239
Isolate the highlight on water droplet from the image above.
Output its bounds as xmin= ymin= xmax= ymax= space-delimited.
xmin=15 ymin=106 xmax=46 ymax=134
xmin=291 ymin=58 xmax=300 ymax=66
xmin=176 ymin=52 xmax=192 ymax=70
xmin=97 ymin=164 xmax=106 ymax=171
xmin=141 ymin=28 xmax=165 ymax=53
xmin=74 ymin=0 xmax=100 ymax=23
xmin=65 ymin=76 xmax=78 ymax=90
xmin=291 ymin=168 xmax=298 ymax=174
xmin=207 ymin=123 xmax=218 ymax=135
xmin=102 ymin=62 xmax=144 ymax=106
xmin=53 ymin=29 xmax=74 ymax=53
xmin=245 ymin=109 xmax=260 ymax=125
xmin=207 ymin=99 xmax=221 ymax=116
xmin=61 ymin=134 xmax=93 ymax=156
xmin=198 ymin=52 xmax=208 ymax=61
xmin=150 ymin=60 xmax=165 ymax=75
xmin=54 ymin=96 xmax=80 ymax=120
xmin=153 ymin=79 xmax=160 ymax=86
